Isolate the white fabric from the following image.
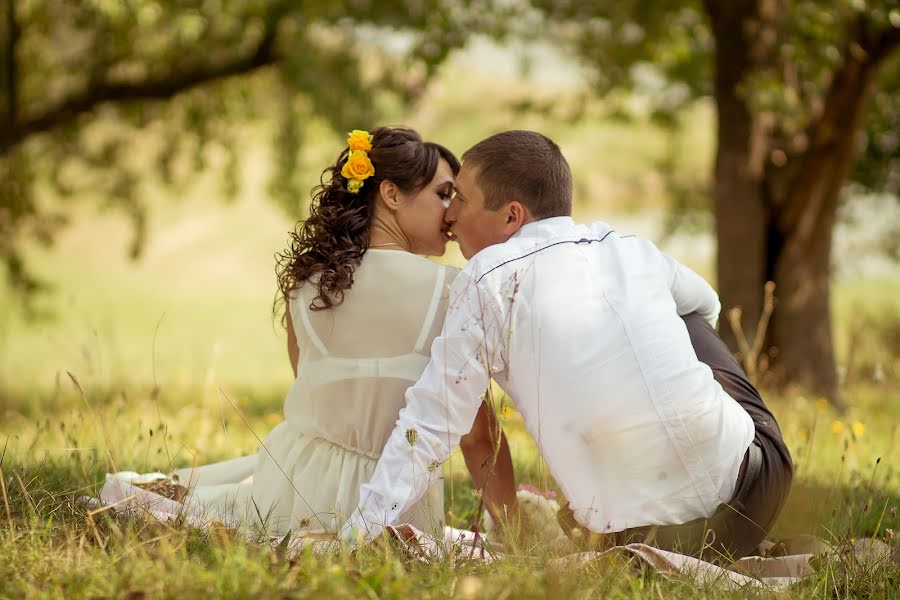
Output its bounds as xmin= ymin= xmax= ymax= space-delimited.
xmin=432 ymin=526 xmax=814 ymax=590
xmin=346 ymin=217 xmax=755 ymax=542
xmin=98 ymin=249 xmax=458 ymax=538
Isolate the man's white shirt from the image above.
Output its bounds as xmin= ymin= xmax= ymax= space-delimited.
xmin=343 ymin=217 xmax=755 ymax=542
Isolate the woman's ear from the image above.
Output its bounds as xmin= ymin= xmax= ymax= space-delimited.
xmin=378 ymin=180 xmax=401 ymax=211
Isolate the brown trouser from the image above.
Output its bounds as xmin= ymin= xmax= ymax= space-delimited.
xmin=558 ymin=313 xmax=793 ymax=562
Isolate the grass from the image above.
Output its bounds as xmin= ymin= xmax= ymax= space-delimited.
xmin=2 ymin=47 xmax=898 ymax=598
xmin=1 ymin=379 xmax=898 ymax=598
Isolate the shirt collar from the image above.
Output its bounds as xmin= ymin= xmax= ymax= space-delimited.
xmin=510 ymin=216 xmax=576 ymax=240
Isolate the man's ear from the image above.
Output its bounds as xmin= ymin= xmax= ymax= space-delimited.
xmin=378 ymin=180 xmax=401 ymax=211
xmin=502 ymin=200 xmax=531 ymax=236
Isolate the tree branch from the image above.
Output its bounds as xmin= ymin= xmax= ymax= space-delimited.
xmin=776 ymin=12 xmax=892 ymax=238
xmin=0 ymin=29 xmax=279 ymax=154
xmin=870 ymin=21 xmax=900 ymax=64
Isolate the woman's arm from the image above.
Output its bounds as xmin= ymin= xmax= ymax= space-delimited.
xmin=286 ymin=307 xmax=299 ymax=378
xmin=460 ymin=401 xmax=518 ymax=527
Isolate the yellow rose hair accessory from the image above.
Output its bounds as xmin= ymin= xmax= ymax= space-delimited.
xmin=347 ymin=130 xmax=373 ymax=152
xmin=347 ymin=178 xmax=364 ymax=193
xmin=342 ymin=130 xmax=375 ymax=193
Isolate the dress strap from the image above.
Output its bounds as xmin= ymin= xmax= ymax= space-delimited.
xmin=294 ymin=291 xmax=329 ymax=356
xmin=413 ymin=266 xmax=446 ymax=354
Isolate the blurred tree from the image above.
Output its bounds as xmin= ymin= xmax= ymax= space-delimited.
xmin=533 ymin=0 xmax=900 ymax=404
xmin=3 ymin=0 xmax=897 ymax=404
xmin=0 ymin=0 xmax=489 ymax=297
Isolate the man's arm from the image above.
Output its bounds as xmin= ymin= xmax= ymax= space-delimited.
xmin=660 ymin=251 xmax=721 ymax=328
xmin=460 ymin=401 xmax=518 ymax=526
xmin=341 ymin=272 xmax=505 ymax=543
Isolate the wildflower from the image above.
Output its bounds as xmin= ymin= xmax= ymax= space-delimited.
xmin=831 ymin=420 xmax=845 ymax=435
xmin=851 ymin=421 xmax=865 ymax=438
xmin=405 ymin=427 xmax=419 ymax=446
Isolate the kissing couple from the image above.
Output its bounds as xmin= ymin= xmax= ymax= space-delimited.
xmin=101 ymin=127 xmax=793 ymax=562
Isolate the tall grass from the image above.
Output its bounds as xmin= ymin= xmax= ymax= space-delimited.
xmin=1 ymin=376 xmax=898 ymax=598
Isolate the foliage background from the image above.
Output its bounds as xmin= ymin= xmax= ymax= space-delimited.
xmin=1 ymin=2 xmax=898 ymax=597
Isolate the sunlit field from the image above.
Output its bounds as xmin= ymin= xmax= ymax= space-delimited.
xmin=2 ymin=51 xmax=898 ymax=598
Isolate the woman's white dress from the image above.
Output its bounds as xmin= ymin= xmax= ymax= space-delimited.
xmin=100 ymin=250 xmax=458 ymax=538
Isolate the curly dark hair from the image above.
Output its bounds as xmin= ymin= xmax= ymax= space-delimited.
xmin=276 ymin=126 xmax=460 ymax=312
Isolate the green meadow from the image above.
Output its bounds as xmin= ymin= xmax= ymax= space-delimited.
xmin=2 ymin=52 xmax=898 ymax=598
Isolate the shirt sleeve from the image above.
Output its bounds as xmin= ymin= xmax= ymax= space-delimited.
xmin=340 ymin=271 xmax=504 ymax=544
xmin=660 ymin=250 xmax=721 ymax=328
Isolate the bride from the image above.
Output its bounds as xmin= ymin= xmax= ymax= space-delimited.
xmin=99 ymin=127 xmax=515 ymax=539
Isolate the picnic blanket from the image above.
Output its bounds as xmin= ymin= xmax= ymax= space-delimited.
xmin=398 ymin=526 xmax=818 ymax=591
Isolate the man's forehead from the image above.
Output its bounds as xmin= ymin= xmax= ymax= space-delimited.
xmin=455 ymin=162 xmax=481 ymax=194
xmin=459 ymin=160 xmax=479 ymax=176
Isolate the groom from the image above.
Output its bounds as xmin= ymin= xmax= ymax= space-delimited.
xmin=344 ymin=130 xmax=793 ymax=560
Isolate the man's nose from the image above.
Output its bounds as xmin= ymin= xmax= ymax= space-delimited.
xmin=443 ymin=206 xmax=456 ymax=224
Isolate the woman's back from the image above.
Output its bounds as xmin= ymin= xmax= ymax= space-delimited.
xmin=285 ymin=250 xmax=459 ymax=456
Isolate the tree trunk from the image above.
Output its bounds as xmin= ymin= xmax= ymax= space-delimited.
xmin=768 ymin=40 xmax=880 ymax=403
xmin=769 ymin=201 xmax=838 ymax=399
xmin=705 ymin=0 xmax=777 ymax=359
xmin=705 ymin=2 xmax=886 ymax=403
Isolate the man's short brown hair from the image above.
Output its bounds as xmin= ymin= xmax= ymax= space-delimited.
xmin=462 ymin=130 xmax=573 ymax=218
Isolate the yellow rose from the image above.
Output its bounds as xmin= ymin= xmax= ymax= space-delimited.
xmin=347 ymin=178 xmax=364 ymax=193
xmin=347 ymin=130 xmax=373 ymax=152
xmin=341 ymin=150 xmax=375 ymax=181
